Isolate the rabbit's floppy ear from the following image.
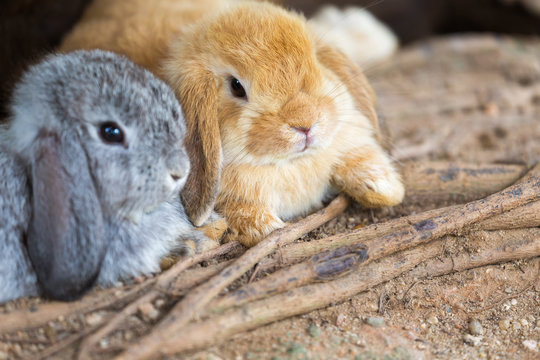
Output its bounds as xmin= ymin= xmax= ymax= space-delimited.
xmin=315 ymin=43 xmax=382 ymax=141
xmin=27 ymin=132 xmax=106 ymax=301
xmin=173 ymin=65 xmax=222 ymax=227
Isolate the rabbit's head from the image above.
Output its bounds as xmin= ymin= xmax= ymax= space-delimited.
xmin=6 ymin=50 xmax=189 ymax=300
xmin=164 ymin=2 xmax=380 ymax=226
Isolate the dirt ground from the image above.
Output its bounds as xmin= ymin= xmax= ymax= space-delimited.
xmin=0 ymin=35 xmax=538 ymax=360
xmin=183 ymin=35 xmax=540 ymax=360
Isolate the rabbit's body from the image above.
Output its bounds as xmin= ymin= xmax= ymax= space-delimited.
xmin=0 ymin=151 xmax=39 ymax=302
xmin=61 ymin=0 xmax=404 ymax=246
xmin=0 ymin=50 xmax=213 ymax=303
xmin=61 ymin=0 xmax=221 ymax=73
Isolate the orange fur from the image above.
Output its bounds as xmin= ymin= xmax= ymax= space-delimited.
xmin=60 ymin=0 xmax=405 ymax=246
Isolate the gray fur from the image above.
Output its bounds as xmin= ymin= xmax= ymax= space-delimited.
xmin=0 ymin=50 xmax=211 ymax=303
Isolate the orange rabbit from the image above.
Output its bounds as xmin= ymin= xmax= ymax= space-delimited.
xmin=61 ymin=0 xmax=405 ymax=246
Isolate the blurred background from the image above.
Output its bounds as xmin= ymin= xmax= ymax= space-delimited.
xmin=1 ymin=0 xmax=540 ymax=117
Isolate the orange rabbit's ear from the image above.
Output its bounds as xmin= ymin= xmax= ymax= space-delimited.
xmin=315 ymin=43 xmax=382 ymax=141
xmin=169 ymin=64 xmax=222 ymax=227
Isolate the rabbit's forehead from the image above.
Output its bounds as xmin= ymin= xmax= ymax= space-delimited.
xmin=63 ymin=71 xmax=184 ymax=143
xmin=209 ymin=4 xmax=322 ymax=95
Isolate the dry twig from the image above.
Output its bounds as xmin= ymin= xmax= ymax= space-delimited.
xmin=147 ymin=227 xmax=540 ymax=354
xmin=211 ymin=243 xmax=369 ymax=313
xmin=211 ymin=180 xmax=539 ymax=312
xmin=116 ymin=164 xmax=538 ymax=359
xmin=116 ymin=195 xmax=349 ymax=360
xmin=76 ymin=241 xmax=241 ymax=360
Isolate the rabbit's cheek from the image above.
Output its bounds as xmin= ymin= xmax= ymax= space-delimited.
xmin=245 ymin=121 xmax=290 ymax=159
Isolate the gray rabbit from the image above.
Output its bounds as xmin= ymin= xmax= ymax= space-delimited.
xmin=0 ymin=50 xmax=214 ymax=303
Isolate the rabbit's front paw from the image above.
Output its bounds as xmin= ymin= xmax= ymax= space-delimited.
xmin=222 ymin=204 xmax=285 ymax=247
xmin=177 ymin=232 xmax=220 ymax=256
xmin=198 ymin=216 xmax=228 ymax=242
xmin=357 ymin=171 xmax=405 ymax=208
xmin=333 ymin=146 xmax=405 ymax=208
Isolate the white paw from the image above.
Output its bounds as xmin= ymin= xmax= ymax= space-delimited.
xmin=360 ymin=168 xmax=405 ymax=208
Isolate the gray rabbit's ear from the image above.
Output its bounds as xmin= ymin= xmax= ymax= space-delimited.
xmin=27 ymin=132 xmax=106 ymax=301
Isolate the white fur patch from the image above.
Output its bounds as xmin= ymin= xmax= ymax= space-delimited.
xmin=309 ymin=6 xmax=398 ymax=67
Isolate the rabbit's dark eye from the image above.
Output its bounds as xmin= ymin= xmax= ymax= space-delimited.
xmin=230 ymin=77 xmax=247 ymax=99
xmin=99 ymin=122 xmax=124 ymax=145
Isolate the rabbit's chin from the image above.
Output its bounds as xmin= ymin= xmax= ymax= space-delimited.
xmin=121 ymin=201 xmax=169 ymax=225
xmin=236 ymin=143 xmax=326 ymax=167
xmin=287 ymin=143 xmax=324 ymax=161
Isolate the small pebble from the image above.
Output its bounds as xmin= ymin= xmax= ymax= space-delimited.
xmin=505 ymin=287 xmax=513 ymax=294
xmin=286 ymin=343 xmax=306 ymax=357
xmin=523 ymin=340 xmax=538 ymax=352
xmin=426 ymin=315 xmax=439 ymax=325
xmin=484 ymin=102 xmax=499 ymax=117
xmin=510 ymin=298 xmax=517 ymax=306
xmin=99 ymin=338 xmax=109 ymax=349
xmin=206 ymin=354 xmax=224 ymax=360
xmin=85 ymin=312 xmax=105 ymax=326
xmin=366 ymin=302 xmax=379 ymax=312
xmin=392 ymin=346 xmax=412 ymax=360
xmin=44 ymin=324 xmax=56 ymax=340
xmin=463 ymin=334 xmax=482 ymax=347
xmin=336 ymin=313 xmax=347 ymax=327
xmin=138 ymin=303 xmax=160 ymax=321
xmin=331 ymin=335 xmax=343 ymax=345
xmin=519 ymin=319 xmax=529 ymax=327
xmin=468 ymin=319 xmax=484 ymax=336
xmin=349 ymin=334 xmax=363 ymax=346
xmin=307 ymin=324 xmax=321 ymax=338
xmin=366 ymin=317 xmax=385 ymax=327
xmin=512 ymin=321 xmax=521 ymax=331
xmin=498 ymin=318 xmax=511 ymax=331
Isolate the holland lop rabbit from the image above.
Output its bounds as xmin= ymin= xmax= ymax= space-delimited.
xmin=0 ymin=50 xmax=213 ymax=303
xmin=61 ymin=0 xmax=405 ymax=246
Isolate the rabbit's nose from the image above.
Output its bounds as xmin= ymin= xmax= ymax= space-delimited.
xmin=292 ymin=126 xmax=311 ymax=136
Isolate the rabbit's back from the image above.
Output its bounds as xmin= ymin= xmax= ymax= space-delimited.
xmin=0 ymin=149 xmax=39 ymax=302
xmin=60 ymin=0 xmax=226 ymax=73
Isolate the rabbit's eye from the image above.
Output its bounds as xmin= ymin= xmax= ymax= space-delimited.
xmin=230 ymin=77 xmax=247 ymax=99
xmin=99 ymin=122 xmax=125 ymax=145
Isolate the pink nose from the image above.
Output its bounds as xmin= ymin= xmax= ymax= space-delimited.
xmin=292 ymin=126 xmax=311 ymax=136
